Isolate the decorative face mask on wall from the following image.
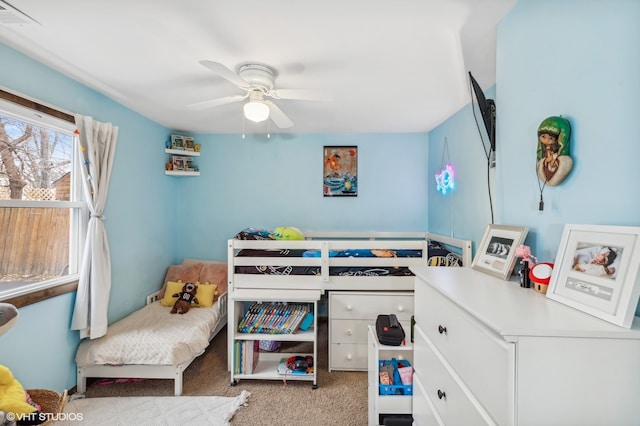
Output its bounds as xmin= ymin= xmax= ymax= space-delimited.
xmin=536 ymin=116 xmax=573 ymax=186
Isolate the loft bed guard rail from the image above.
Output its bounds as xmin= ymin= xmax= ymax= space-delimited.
xmin=227 ymin=232 xmax=472 ymax=292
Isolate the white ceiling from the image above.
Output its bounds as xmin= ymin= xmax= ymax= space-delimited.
xmin=0 ymin=0 xmax=516 ymax=135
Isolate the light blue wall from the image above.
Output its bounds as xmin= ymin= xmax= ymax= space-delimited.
xmin=428 ymin=0 xmax=640 ymax=315
xmin=176 ymin=133 xmax=430 ymax=261
xmin=428 ymin=86 xmax=497 ymax=249
xmin=0 ymin=43 xmax=178 ymax=390
xmin=496 ymin=0 xmax=640 ymax=261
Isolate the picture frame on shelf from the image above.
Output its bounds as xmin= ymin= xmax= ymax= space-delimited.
xmin=171 ymin=135 xmax=185 ymax=150
xmin=546 ymin=224 xmax=640 ymax=328
xmin=472 ymin=224 xmax=529 ymax=280
xmin=173 ymin=156 xmax=191 ymax=171
xmin=184 ymin=137 xmax=195 ymax=151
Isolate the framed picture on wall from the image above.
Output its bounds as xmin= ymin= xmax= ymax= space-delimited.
xmin=472 ymin=224 xmax=529 ymax=280
xmin=323 ymin=146 xmax=358 ymax=197
xmin=546 ymin=224 xmax=640 ymax=328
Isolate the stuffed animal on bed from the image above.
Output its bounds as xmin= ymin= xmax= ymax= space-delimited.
xmin=170 ymin=282 xmax=199 ymax=314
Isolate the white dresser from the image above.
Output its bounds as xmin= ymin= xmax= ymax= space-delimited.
xmin=410 ymin=266 xmax=640 ymax=426
xmin=329 ymin=291 xmax=414 ymax=371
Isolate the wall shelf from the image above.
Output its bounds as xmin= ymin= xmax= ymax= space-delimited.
xmin=164 ymin=148 xmax=200 ymax=157
xmin=164 ymin=170 xmax=200 ymax=176
xmin=164 ymin=137 xmax=200 ymax=176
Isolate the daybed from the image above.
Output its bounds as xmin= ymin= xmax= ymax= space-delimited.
xmin=75 ymin=260 xmax=228 ymax=396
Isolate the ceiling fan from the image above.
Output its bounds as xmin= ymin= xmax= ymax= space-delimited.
xmin=187 ymin=60 xmax=328 ymax=129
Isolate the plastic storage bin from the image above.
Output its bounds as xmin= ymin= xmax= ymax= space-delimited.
xmin=378 ymin=359 xmax=413 ymax=396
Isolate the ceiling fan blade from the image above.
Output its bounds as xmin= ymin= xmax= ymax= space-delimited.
xmin=269 ymin=88 xmax=331 ymax=101
xmin=187 ymin=94 xmax=247 ymax=110
xmin=199 ymin=60 xmax=250 ymax=89
xmin=265 ymin=100 xmax=293 ymax=128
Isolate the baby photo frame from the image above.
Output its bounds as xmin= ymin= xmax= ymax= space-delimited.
xmin=546 ymin=224 xmax=640 ymax=328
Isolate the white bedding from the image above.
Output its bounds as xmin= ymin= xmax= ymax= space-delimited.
xmin=75 ymin=297 xmax=223 ymax=367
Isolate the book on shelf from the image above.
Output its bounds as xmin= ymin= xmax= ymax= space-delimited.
xmin=238 ymin=302 xmax=311 ymax=334
xmin=234 ymin=340 xmax=260 ymax=374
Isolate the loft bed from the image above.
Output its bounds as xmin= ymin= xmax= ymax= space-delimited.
xmin=228 ymin=230 xmax=473 ymax=293
xmin=75 ymin=260 xmax=228 ymax=396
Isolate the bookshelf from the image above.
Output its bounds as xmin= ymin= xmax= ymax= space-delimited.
xmin=228 ymin=289 xmax=321 ymax=388
xmin=367 ymin=325 xmax=413 ymax=425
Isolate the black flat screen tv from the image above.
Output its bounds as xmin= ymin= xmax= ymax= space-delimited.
xmin=468 ymin=71 xmax=496 ymax=154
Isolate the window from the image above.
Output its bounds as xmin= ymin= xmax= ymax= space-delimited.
xmin=0 ymin=95 xmax=86 ymax=303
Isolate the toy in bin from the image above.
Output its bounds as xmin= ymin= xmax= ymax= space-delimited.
xmin=379 ymin=358 xmax=413 ymax=396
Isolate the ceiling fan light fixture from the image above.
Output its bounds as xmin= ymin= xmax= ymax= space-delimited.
xmin=243 ymin=99 xmax=270 ymax=123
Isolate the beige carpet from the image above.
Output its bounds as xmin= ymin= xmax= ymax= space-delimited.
xmin=79 ymin=319 xmax=368 ymax=425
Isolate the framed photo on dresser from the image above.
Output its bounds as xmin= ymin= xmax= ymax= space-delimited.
xmin=546 ymin=224 xmax=640 ymax=328
xmin=472 ymin=224 xmax=528 ymax=280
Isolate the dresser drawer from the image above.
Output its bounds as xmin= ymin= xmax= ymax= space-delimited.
xmin=330 ymin=319 xmax=370 ymax=344
xmin=414 ymin=326 xmax=491 ymax=425
xmin=329 ymin=292 xmax=414 ymax=321
xmin=412 ymin=373 xmax=441 ymax=426
xmin=329 ymin=342 xmax=368 ymax=370
xmin=415 ymin=283 xmax=513 ymax=425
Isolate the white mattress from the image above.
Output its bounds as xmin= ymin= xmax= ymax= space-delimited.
xmin=75 ymin=297 xmax=223 ymax=367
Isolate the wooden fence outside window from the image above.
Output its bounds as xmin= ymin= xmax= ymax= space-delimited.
xmin=0 ymin=207 xmax=69 ymax=281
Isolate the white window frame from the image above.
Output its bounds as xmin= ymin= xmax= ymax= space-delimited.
xmin=0 ymin=98 xmax=87 ymax=301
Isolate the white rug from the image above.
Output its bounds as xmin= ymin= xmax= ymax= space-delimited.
xmin=56 ymin=391 xmax=250 ymax=426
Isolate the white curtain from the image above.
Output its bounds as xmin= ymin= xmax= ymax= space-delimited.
xmin=71 ymin=115 xmax=118 ymax=339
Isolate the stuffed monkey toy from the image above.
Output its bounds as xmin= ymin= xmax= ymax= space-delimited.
xmin=171 ymin=282 xmax=199 ymax=314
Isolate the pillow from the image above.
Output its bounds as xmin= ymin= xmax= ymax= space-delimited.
xmin=159 ymin=263 xmax=203 ymax=298
xmin=160 ymin=281 xmax=218 ymax=308
xmin=160 ymin=280 xmax=188 ymax=307
xmin=195 ymin=283 xmax=218 ymax=307
xmin=234 ymin=227 xmax=275 ymax=240
xmin=199 ymin=263 xmax=228 ymax=296
xmin=272 ymin=226 xmax=304 ymax=240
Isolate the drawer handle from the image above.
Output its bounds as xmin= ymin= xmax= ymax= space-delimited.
xmin=346 ymin=304 xmax=353 ymax=311
xmin=345 ymin=329 xmax=352 ymax=336
xmin=397 ymin=305 xmax=404 ymax=312
xmin=437 ymin=389 xmax=447 ymax=400
xmin=346 ymin=353 xmax=353 ymax=361
xmin=438 ymin=325 xmax=447 ymax=335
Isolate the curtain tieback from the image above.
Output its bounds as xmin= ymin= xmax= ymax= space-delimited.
xmin=90 ymin=214 xmax=105 ymax=220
